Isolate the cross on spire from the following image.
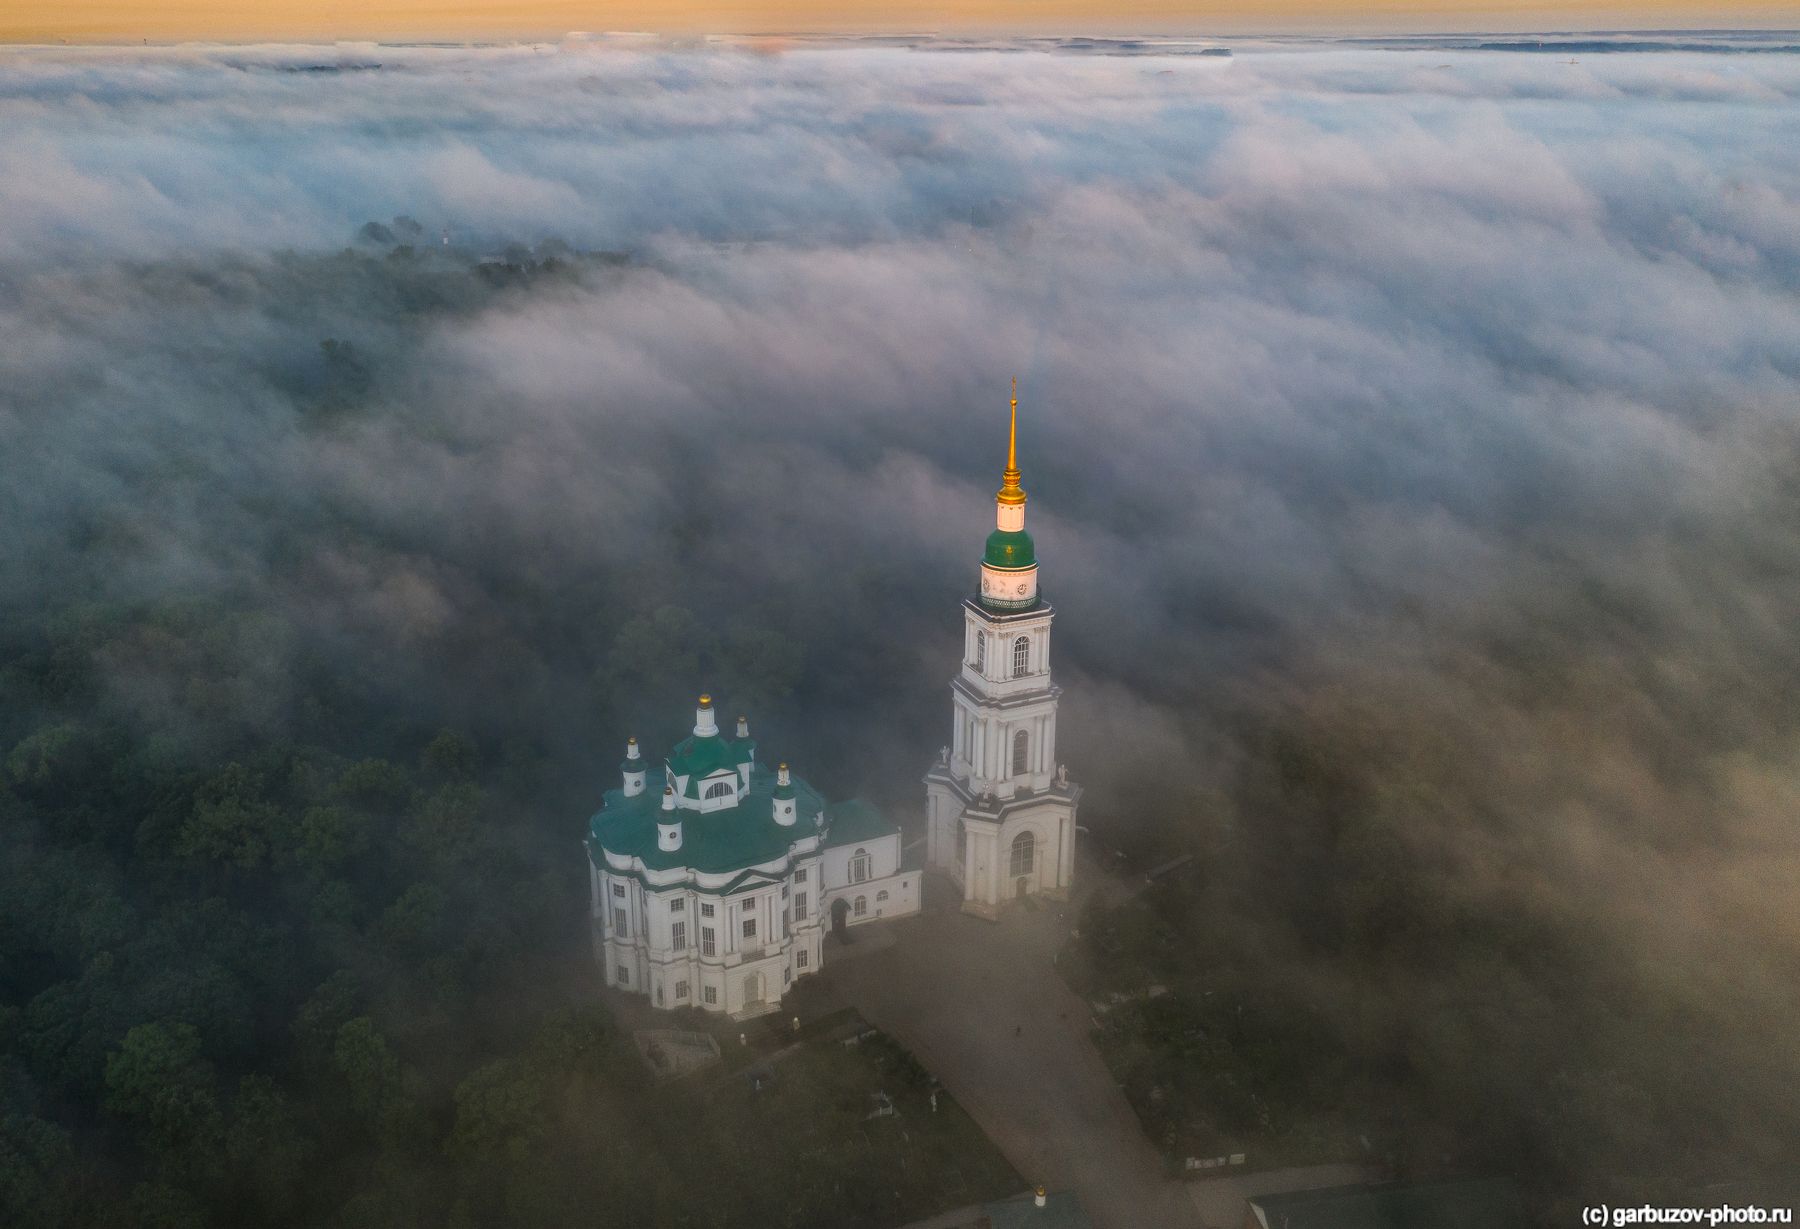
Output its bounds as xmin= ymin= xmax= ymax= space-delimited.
xmin=998 ymin=376 xmax=1026 ymax=506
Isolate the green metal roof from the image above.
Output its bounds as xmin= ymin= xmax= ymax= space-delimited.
xmin=590 ymin=765 xmax=817 ymax=874
xmin=820 ymin=799 xmax=895 ymax=850
xmin=980 ymin=1191 xmax=1093 ymax=1229
xmin=983 ymin=528 xmax=1036 ymax=570
xmin=1247 ymin=1179 xmax=1525 ymax=1229
xmin=666 ymin=731 xmax=747 ymax=785
xmin=588 ymin=766 xmax=900 ymax=876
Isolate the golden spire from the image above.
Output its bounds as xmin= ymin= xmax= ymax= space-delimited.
xmin=998 ymin=376 xmax=1026 ymax=506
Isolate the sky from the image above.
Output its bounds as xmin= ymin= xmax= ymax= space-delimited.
xmin=2 ymin=34 xmax=1799 ymax=1184
xmin=4 ymin=0 xmax=1799 ymax=43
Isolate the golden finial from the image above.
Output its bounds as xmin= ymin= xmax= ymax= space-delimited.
xmin=997 ymin=376 xmax=1026 ymax=506
xmin=1008 ymin=376 xmax=1018 ymax=471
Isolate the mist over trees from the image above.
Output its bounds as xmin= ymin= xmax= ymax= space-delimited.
xmin=2 ymin=39 xmax=1799 ymax=1226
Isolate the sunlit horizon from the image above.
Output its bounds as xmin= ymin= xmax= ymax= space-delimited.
xmin=5 ymin=0 xmax=1799 ymax=44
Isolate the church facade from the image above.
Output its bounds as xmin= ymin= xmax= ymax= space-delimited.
xmin=585 ymin=384 xmax=1076 ymax=1014
xmin=924 ymin=382 xmax=1080 ymax=916
xmin=586 ymin=699 xmax=919 ymax=1018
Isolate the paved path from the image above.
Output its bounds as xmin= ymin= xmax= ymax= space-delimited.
xmin=825 ymin=873 xmax=1202 ymax=1229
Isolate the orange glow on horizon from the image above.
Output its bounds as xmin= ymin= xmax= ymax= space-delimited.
xmin=3 ymin=0 xmax=1795 ymax=44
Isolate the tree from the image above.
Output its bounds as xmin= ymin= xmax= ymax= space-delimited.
xmin=227 ymin=1075 xmax=313 ymax=1223
xmin=5 ymin=722 xmax=92 ymax=801
xmin=175 ymin=763 xmax=278 ymax=870
xmin=420 ymin=731 xmax=477 ymax=785
xmin=377 ymin=883 xmax=447 ymax=955
xmin=450 ymin=1058 xmax=545 ymax=1165
xmin=293 ymin=804 xmax=370 ymax=874
xmin=332 ymin=760 xmax=410 ymax=814
xmin=0 ymin=1113 xmax=78 ymax=1227
xmin=103 ymin=1021 xmax=223 ymax=1172
xmin=403 ymin=782 xmax=482 ymax=867
xmin=330 ymin=1017 xmax=424 ymax=1152
xmin=292 ymin=972 xmax=360 ymax=1074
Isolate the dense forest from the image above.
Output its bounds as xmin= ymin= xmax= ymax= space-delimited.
xmin=5 ymin=222 xmax=1799 ymax=1228
xmin=0 ymin=244 xmax=958 ymax=1227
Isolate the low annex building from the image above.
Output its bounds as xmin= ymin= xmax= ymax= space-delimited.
xmin=586 ymin=697 xmax=919 ymax=1018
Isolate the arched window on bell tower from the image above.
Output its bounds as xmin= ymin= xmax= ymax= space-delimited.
xmin=975 ymin=632 xmax=986 ymax=674
xmin=1012 ymin=729 xmax=1029 ymax=776
xmin=1012 ymin=636 xmax=1030 ymax=678
xmin=1010 ymin=830 xmax=1036 ymax=878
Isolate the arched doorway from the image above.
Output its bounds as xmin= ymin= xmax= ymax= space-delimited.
xmin=1010 ymin=830 xmax=1036 ymax=901
xmin=830 ymin=897 xmax=850 ymax=939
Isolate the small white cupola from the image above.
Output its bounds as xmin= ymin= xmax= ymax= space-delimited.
xmin=736 ymin=715 xmax=749 ymax=739
xmin=657 ymin=786 xmax=683 ymax=851
xmin=621 ymin=736 xmax=646 ymax=798
xmin=694 ymin=694 xmax=718 ymax=738
xmin=772 ymin=762 xmax=797 ymax=826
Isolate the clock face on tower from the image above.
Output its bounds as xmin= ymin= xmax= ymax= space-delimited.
xmin=1016 ymin=583 xmax=1027 ymax=595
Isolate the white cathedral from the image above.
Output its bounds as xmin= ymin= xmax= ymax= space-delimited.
xmin=585 ymin=385 xmax=1077 ymax=1016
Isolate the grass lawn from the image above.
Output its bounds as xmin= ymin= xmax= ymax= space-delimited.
xmin=675 ymin=1024 xmax=1022 ymax=1227
xmin=1063 ymin=887 xmax=1366 ymax=1176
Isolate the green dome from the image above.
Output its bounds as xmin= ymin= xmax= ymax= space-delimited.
xmin=983 ymin=529 xmax=1036 ymax=570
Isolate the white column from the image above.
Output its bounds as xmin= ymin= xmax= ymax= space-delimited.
xmin=928 ymin=797 xmax=939 ymax=866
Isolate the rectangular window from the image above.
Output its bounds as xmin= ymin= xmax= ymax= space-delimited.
xmin=781 ymin=883 xmax=789 ymax=899
xmin=797 ymin=949 xmax=809 ymax=969
xmin=701 ymin=927 xmax=715 ymax=956
xmin=742 ymin=917 xmax=757 ymax=940
xmin=616 ymin=965 xmax=629 ymax=985
xmin=703 ymin=985 xmax=717 ymax=1005
xmin=671 ymin=921 xmax=687 ymax=952
xmin=700 ymin=902 xmax=715 ymax=918
xmin=794 ymin=893 xmax=807 ymax=921
xmin=783 ymin=967 xmax=791 ymax=984
xmin=675 ymin=980 xmax=689 ymax=1000
xmin=741 ymin=897 xmax=756 ymax=911
xmin=655 ymin=983 xmax=664 ymax=1006
xmin=612 ymin=907 xmax=628 ymax=939
xmin=669 ymin=898 xmax=686 ymax=914
xmin=611 ymin=883 xmax=625 ymax=898
xmin=794 ymin=869 xmax=807 ymax=884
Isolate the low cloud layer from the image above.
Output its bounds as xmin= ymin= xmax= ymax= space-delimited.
xmin=3 ymin=37 xmax=1799 ymax=1196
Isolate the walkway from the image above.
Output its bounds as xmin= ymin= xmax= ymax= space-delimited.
xmin=824 ymin=870 xmax=1202 ymax=1229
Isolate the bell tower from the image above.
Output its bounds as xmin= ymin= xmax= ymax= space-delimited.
xmin=925 ymin=380 xmax=1080 ymax=918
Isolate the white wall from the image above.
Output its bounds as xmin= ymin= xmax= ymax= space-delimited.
xmin=596 ymin=854 xmax=841 ymax=1015
xmin=819 ymin=830 xmax=901 ymax=889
